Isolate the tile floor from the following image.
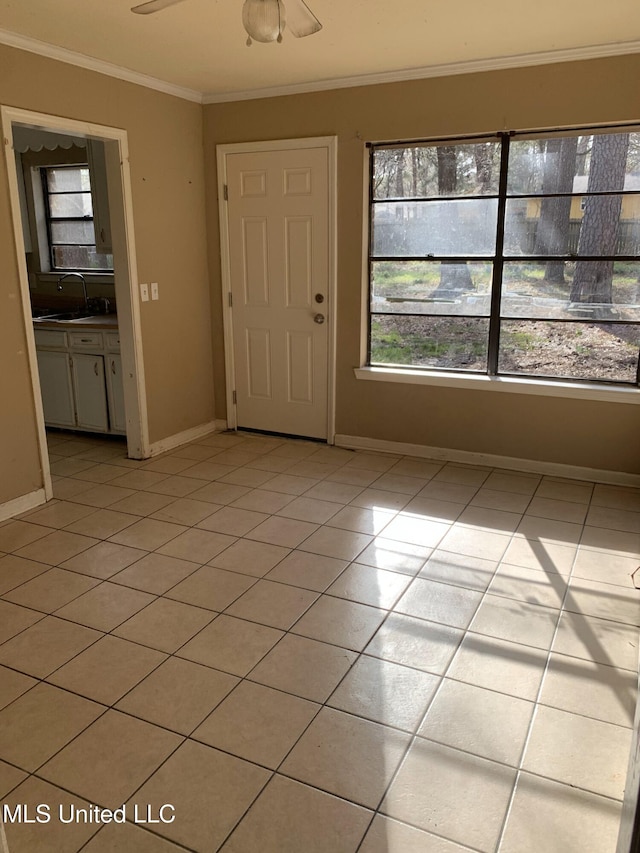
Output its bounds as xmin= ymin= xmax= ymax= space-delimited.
xmin=0 ymin=429 xmax=639 ymax=852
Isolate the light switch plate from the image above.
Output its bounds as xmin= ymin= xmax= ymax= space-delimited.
xmin=151 ymin=282 xmax=159 ymax=300
xmin=140 ymin=283 xmax=149 ymax=302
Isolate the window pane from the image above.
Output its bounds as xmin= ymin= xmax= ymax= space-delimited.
xmin=53 ymin=246 xmax=113 ymax=270
xmin=504 ymin=195 xmax=640 ymax=257
xmin=47 ymin=167 xmax=90 ymax=193
xmin=371 ymin=261 xmax=492 ymax=316
xmin=49 ymin=192 xmax=93 ymax=218
xmin=499 ymin=320 xmax=640 ymax=383
xmin=508 ymin=131 xmax=640 ymax=195
xmin=501 ymin=261 xmax=640 ymax=321
xmin=373 ymin=141 xmax=501 ymax=199
xmin=372 ymin=199 xmax=498 ymax=256
xmin=50 ymin=221 xmax=95 ymax=245
xmin=370 ymin=316 xmax=489 ymax=371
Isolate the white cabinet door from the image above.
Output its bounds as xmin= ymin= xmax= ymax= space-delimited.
xmin=36 ymin=350 xmax=75 ymax=428
xmin=71 ymin=354 xmax=109 ymax=432
xmin=105 ymin=354 xmax=126 ymax=433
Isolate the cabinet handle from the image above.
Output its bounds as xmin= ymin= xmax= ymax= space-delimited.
xmin=80 ymin=338 xmax=91 ymax=343
xmin=111 ymin=360 xmax=116 ymax=375
xmin=94 ymin=362 xmax=99 ymax=376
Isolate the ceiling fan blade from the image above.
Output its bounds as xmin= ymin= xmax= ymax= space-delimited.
xmin=285 ymin=0 xmax=322 ymax=37
xmin=131 ymin=0 xmax=188 ymax=15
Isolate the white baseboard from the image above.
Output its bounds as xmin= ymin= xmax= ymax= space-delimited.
xmin=0 ymin=488 xmax=47 ymax=523
xmin=334 ymin=434 xmax=640 ymax=487
xmin=148 ymin=419 xmax=226 ymax=458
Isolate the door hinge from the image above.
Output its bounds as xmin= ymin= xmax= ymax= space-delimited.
xmin=228 ymin=292 xmax=233 ymax=308
xmin=223 ymin=184 xmax=228 ymax=201
xmin=232 ymin=390 xmax=237 ymax=405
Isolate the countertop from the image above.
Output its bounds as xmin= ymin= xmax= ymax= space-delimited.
xmin=33 ymin=315 xmax=119 ymax=330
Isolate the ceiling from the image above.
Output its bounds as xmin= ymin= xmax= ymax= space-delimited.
xmin=1 ymin=0 xmax=639 ymax=102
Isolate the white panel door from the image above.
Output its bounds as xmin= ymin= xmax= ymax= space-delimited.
xmin=226 ymin=146 xmax=329 ymax=439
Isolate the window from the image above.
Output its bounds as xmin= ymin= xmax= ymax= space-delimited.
xmin=42 ymin=165 xmax=113 ymax=271
xmin=368 ymin=127 xmax=640 ymax=386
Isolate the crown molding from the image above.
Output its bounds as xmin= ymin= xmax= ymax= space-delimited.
xmin=0 ymin=28 xmax=203 ymax=104
xmin=202 ymin=39 xmax=640 ymax=103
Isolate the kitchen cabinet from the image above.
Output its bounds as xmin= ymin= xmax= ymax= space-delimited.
xmin=71 ymin=353 xmax=109 ymax=432
xmin=105 ymin=353 xmax=126 ymax=433
xmin=36 ymin=349 xmax=75 ymax=428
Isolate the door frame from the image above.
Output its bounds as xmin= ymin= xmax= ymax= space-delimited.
xmin=217 ymin=136 xmax=337 ymax=443
xmin=1 ymin=105 xmax=150 ymax=501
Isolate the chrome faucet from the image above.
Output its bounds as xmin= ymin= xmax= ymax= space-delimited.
xmin=57 ymin=272 xmax=89 ymax=313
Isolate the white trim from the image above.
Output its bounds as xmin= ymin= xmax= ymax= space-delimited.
xmin=335 ymin=434 xmax=640 ymax=487
xmin=0 ymin=488 xmax=47 ymax=523
xmin=216 ymin=136 xmax=338 ymax=443
xmin=0 ymin=28 xmax=202 ymax=104
xmin=354 ymin=367 xmax=640 ymax=405
xmin=202 ymin=40 xmax=640 ymax=103
xmin=147 ymin=420 xmax=221 ymax=457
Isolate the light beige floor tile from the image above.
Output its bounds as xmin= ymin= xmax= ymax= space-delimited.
xmin=470 ymin=487 xmax=532 ymax=513
xmin=437 ymin=525 xmax=511 ymax=561
xmin=196 ymin=506 xmax=269 ymax=535
xmin=395 ymin=578 xmax=483 ymax=629
xmin=108 ymin=518 xmax=188 ymax=551
xmin=535 ymin=477 xmax=593 ymax=504
xmin=194 ymin=681 xmax=319 ymax=768
xmin=73 ymin=463 xmax=129 ymax=484
xmin=381 ymin=514 xmax=450 ymax=549
xmin=219 ymin=467 xmax=278 ymax=488
xmin=287 ymin=460 xmax=341 ymax=479
xmin=0 ymin=759 xmax=27 ymax=798
xmin=110 ymin=552 xmax=199 ymax=594
xmin=52 ymin=476 xmax=94 ymax=500
xmin=591 ymin=484 xmax=640 ymax=512
xmin=381 ymin=739 xmax=516 ymax=850
xmin=49 ymin=457 xmax=97 ymax=476
xmin=250 ymin=454 xmax=298 ymax=474
xmin=3 ymin=777 xmax=98 ymax=853
xmin=54 ymin=582 xmax=155 ymax=631
xmin=48 ymin=634 xmax=166 ymax=704
xmin=281 ymin=707 xmax=411 ymax=808
xmin=359 ymin=815 xmax=469 ymax=853
xmin=482 ymin=471 xmax=540 ymax=495
xmin=127 ymin=740 xmax=269 ymax=852
xmin=572 ymin=547 xmax=639 ymax=587
xmin=447 ymin=633 xmax=548 ymax=701
xmin=221 ymin=774 xmax=371 ymax=853
xmin=487 ymin=562 xmax=567 ymax=609
xmin=113 ymin=597 xmax=214 ymax=652
xmin=565 ymin=576 xmax=640 ymax=626
xmin=170 ymin=444 xmax=221 ymax=462
xmin=419 ymin=550 xmax=497 ymax=591
xmin=0 ymin=682 xmax=103 ymax=771
xmin=23 ymin=500 xmax=96 ymax=529
xmin=470 ymin=594 xmax=559 ymax=649
xmin=515 ymin=515 xmax=583 ymax=545
xmin=329 ymin=655 xmax=440 ymax=731
xmin=188 ymin=482 xmax=252 ymax=505
xmin=276 ymin=496 xmax=341 ymax=523
xmin=177 ymin=614 xmax=283 ymax=676
xmin=327 ymin=562 xmax=412 ymax=608
xmin=59 ymin=541 xmax=147 ymax=579
xmin=500 ymin=536 xmax=576 ymax=575
xmin=295 ymin=480 xmax=359 ymax=502
xmin=292 ymin=595 xmax=386 ymax=651
xmin=457 ymin=505 xmax=522 ymax=533
xmin=208 ymin=539 xmax=290 ymax=577
xmin=143 ymin=456 xmax=200 ymax=475
xmin=68 ymin=483 xmax=137 ymax=508
xmin=225 ymin=579 xmax=318 ymax=629
xmin=432 ymin=464 xmax=490 ymax=487
xmin=179 ymin=460 xmax=236 ymax=481
xmin=500 ymin=773 xmax=622 ymax=853
xmin=357 ymin=537 xmax=431 ymax=575
xmin=107 ymin=491 xmax=176 ymax=516
xmin=15 ymin=529 xmax=99 ymax=565
xmin=157 ymin=527 xmax=237 ymax=563
xmin=0 ymin=665 xmax=37 ymax=710
xmin=387 ymin=457 xmax=441 ymax=478
xmin=249 ymin=633 xmax=357 ymax=702
xmin=327 ymin=466 xmax=381 ymax=487
xmin=108 ymin=469 xmax=170 ymax=491
xmin=326 ymin=505 xmax=396 ymax=535
xmin=417 ymin=480 xmax=480 ymax=504
xmin=2 ymin=567 xmax=98 ymax=613
xmin=117 ymin=656 xmax=238 ymax=734
xmin=245 ymin=516 xmax=319 ymax=548
xmin=365 ymin=612 xmax=463 ymax=674
xmin=418 ymin=678 xmax=534 ymax=766
xmin=40 ymin=710 xmax=182 ymax=809
xmin=83 ymin=821 xmax=188 ymax=852
xmin=265 ymin=549 xmax=347 ymax=591
xmin=299 ymin=526 xmax=373 ymax=561
xmin=0 ymin=553 xmax=51 ymax=594
xmin=523 ymin=704 xmax=631 ymax=799
xmin=350 ymin=488 xmax=412 ymax=512
xmin=150 ymin=497 xmax=223 ymax=526
xmin=0 ymin=599 xmax=45 ymax=644
xmin=553 ymin=611 xmax=639 ymax=671
xmin=167 ymin=565 xmax=255 ymax=611
xmin=143 ymin=474 xmax=203 ymax=498
xmin=347 ymin=451 xmax=399 ymax=472
xmin=367 ymin=473 xmax=426 ymax=496
xmin=231 ymin=488 xmax=294 ymax=513
xmin=580 ymin=525 xmax=640 ymax=557
xmin=64 ymin=509 xmax=140 ymax=539
xmin=526 ymin=496 xmax=588 ymax=525
xmin=539 ymin=653 xmax=637 ymax=727
xmin=0 ymin=614 xmax=99 ymax=677
xmin=402 ymin=496 xmax=465 ymax=523
xmin=586 ymin=504 xmax=640 ymax=534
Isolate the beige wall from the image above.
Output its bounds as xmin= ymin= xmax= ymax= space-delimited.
xmin=0 ymin=43 xmax=214 ymax=505
xmin=204 ymin=54 xmax=640 ymax=474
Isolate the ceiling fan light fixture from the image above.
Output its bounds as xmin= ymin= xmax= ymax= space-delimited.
xmin=242 ymin=0 xmax=286 ymax=44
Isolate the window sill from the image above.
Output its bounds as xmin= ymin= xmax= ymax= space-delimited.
xmin=354 ymin=366 xmax=640 ymax=405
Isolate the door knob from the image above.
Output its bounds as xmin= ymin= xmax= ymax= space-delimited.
xmin=315 ymin=293 xmax=325 ymax=303
xmin=314 ymin=313 xmax=325 ymax=324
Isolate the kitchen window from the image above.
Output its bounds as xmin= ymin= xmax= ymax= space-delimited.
xmin=368 ymin=127 xmax=640 ymax=387
xmin=42 ymin=165 xmax=113 ymax=272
